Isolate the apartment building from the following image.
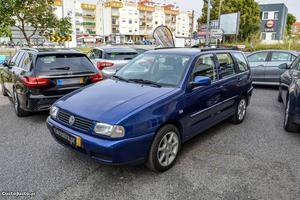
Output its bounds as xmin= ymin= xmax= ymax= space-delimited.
xmin=75 ymin=3 xmax=97 ymax=36
xmin=96 ymin=0 xmax=196 ymax=44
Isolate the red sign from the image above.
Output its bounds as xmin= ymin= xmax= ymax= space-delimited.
xmin=266 ymin=20 xmax=274 ymax=28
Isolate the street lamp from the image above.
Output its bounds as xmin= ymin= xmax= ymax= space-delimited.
xmin=218 ymin=0 xmax=223 ymax=29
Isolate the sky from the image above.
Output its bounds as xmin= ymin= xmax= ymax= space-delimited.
xmin=80 ymin=0 xmax=300 ymax=20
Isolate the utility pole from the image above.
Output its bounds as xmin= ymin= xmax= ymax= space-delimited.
xmin=190 ymin=10 xmax=195 ymax=45
xmin=218 ymin=0 xmax=223 ymax=29
xmin=205 ymin=0 xmax=211 ymax=46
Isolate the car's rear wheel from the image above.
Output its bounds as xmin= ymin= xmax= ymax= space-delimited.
xmin=284 ymin=97 xmax=299 ymax=132
xmin=146 ymin=124 xmax=181 ymax=172
xmin=230 ymin=97 xmax=247 ymax=124
xmin=13 ymin=89 xmax=30 ymax=117
xmin=1 ymin=83 xmax=8 ymax=96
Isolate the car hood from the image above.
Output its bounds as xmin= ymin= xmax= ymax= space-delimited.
xmin=56 ymin=79 xmax=176 ymax=124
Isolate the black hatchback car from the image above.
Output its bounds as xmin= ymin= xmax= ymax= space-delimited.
xmin=0 ymin=48 xmax=102 ymax=117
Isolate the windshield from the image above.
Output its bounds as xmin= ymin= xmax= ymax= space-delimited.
xmin=104 ymin=52 xmax=138 ymax=60
xmin=115 ymin=53 xmax=192 ymax=87
xmin=35 ymin=54 xmax=96 ymax=75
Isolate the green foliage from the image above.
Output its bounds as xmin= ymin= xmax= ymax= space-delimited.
xmin=0 ymin=0 xmax=72 ymax=46
xmin=286 ymin=13 xmax=296 ymax=36
xmin=200 ymin=0 xmax=261 ymax=41
xmin=200 ymin=0 xmax=221 ymax=24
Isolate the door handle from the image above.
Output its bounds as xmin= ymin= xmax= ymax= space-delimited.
xmin=215 ymin=85 xmax=223 ymax=89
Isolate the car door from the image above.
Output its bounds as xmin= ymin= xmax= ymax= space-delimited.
xmin=181 ymin=53 xmax=223 ymax=139
xmin=14 ymin=52 xmax=32 ymax=95
xmin=264 ymin=52 xmax=295 ymax=84
xmin=4 ymin=52 xmax=24 ymax=96
xmin=215 ymin=52 xmax=240 ymax=118
xmin=247 ymin=51 xmax=269 ymax=82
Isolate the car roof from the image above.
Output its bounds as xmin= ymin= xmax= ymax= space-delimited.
xmin=145 ymin=47 xmax=242 ymax=56
xmin=93 ymin=46 xmax=137 ymax=53
xmin=20 ymin=48 xmax=83 ymax=56
xmin=248 ymin=50 xmax=299 ymax=56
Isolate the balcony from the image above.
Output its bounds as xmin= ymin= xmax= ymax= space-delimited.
xmin=81 ymin=22 xmax=96 ymax=26
xmin=82 ymin=15 xmax=95 ymax=19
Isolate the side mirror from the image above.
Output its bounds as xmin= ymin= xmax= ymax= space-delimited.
xmin=190 ymin=76 xmax=211 ymax=88
xmin=2 ymin=60 xmax=10 ymax=68
xmin=278 ymin=63 xmax=288 ymax=69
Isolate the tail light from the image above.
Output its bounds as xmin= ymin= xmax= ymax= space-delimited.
xmin=96 ymin=62 xmax=114 ymax=70
xmin=90 ymin=73 xmax=103 ymax=83
xmin=21 ymin=76 xmax=50 ymax=87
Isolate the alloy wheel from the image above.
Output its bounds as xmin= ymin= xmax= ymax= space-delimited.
xmin=237 ymin=99 xmax=247 ymax=121
xmin=157 ymin=131 xmax=179 ymax=167
xmin=284 ymin=99 xmax=290 ymax=127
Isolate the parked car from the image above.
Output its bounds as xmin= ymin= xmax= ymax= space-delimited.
xmin=1 ymin=48 xmax=102 ymax=117
xmin=87 ymin=47 xmax=138 ymax=78
xmin=134 ymin=48 xmax=151 ymax=55
xmin=247 ymin=50 xmax=298 ymax=85
xmin=47 ymin=48 xmax=253 ymax=172
xmin=278 ymin=55 xmax=300 ymax=132
xmin=124 ymin=40 xmax=135 ymax=45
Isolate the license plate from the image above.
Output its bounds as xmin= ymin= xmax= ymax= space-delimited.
xmin=56 ymin=78 xmax=84 ymax=87
xmin=53 ymin=128 xmax=82 ymax=148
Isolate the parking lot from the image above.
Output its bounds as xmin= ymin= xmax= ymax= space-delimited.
xmin=0 ymin=86 xmax=300 ymax=200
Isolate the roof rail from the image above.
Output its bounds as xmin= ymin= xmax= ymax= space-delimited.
xmin=21 ymin=48 xmax=39 ymax=52
xmin=200 ymin=47 xmax=240 ymax=52
xmin=154 ymin=47 xmax=176 ymax=50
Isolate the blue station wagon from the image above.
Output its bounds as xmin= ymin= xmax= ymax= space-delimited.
xmin=47 ymin=48 xmax=253 ymax=172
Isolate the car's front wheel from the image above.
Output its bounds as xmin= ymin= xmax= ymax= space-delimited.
xmin=284 ymin=97 xmax=299 ymax=132
xmin=146 ymin=124 xmax=181 ymax=172
xmin=230 ymin=97 xmax=247 ymax=124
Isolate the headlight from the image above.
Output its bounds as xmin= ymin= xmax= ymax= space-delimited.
xmin=50 ymin=106 xmax=59 ymax=119
xmin=94 ymin=123 xmax=125 ymax=138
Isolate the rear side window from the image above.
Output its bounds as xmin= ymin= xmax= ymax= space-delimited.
xmin=216 ymin=53 xmax=236 ymax=78
xmin=248 ymin=52 xmax=268 ymax=62
xmin=232 ymin=52 xmax=249 ymax=72
xmin=20 ymin=53 xmax=32 ymax=71
xmin=270 ymin=52 xmax=292 ymax=62
xmin=104 ymin=52 xmax=138 ymax=60
xmin=192 ymin=54 xmax=217 ymax=81
xmin=35 ymin=54 xmax=96 ymax=75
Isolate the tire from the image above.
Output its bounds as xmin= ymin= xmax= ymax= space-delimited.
xmin=13 ymin=89 xmax=30 ymax=117
xmin=146 ymin=124 xmax=181 ymax=172
xmin=284 ymin=97 xmax=299 ymax=132
xmin=278 ymin=86 xmax=283 ymax=103
xmin=230 ymin=96 xmax=247 ymax=124
xmin=1 ymin=84 xmax=8 ymax=97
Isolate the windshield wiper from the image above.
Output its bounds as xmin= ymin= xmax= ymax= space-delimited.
xmin=50 ymin=67 xmax=70 ymax=70
xmin=112 ymin=75 xmax=129 ymax=82
xmin=128 ymin=79 xmax=162 ymax=88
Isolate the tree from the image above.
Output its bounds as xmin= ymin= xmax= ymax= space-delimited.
xmin=199 ymin=0 xmax=261 ymax=41
xmin=286 ymin=13 xmax=296 ymax=36
xmin=0 ymin=0 xmax=72 ymax=47
xmin=200 ymin=0 xmax=221 ymax=24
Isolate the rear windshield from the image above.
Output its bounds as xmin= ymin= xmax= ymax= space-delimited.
xmin=104 ymin=52 xmax=138 ymax=60
xmin=35 ymin=54 xmax=96 ymax=75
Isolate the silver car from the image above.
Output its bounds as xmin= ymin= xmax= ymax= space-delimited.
xmin=247 ymin=50 xmax=298 ymax=85
xmin=87 ymin=47 xmax=138 ymax=78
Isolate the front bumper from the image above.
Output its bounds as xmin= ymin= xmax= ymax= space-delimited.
xmin=47 ymin=117 xmax=155 ymax=165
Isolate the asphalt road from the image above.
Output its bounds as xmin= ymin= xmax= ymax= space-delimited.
xmin=0 ymin=86 xmax=300 ymax=200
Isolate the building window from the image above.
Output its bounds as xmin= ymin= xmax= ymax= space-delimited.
xmin=271 ymin=33 xmax=276 ymax=40
xmin=261 ymin=32 xmax=266 ymax=40
xmin=129 ymin=20 xmax=132 ymax=24
xmin=263 ymin=12 xmax=268 ymax=20
xmin=274 ymin=12 xmax=279 ymax=20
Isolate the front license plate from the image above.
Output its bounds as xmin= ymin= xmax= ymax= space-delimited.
xmin=56 ymin=78 xmax=84 ymax=87
xmin=53 ymin=128 xmax=81 ymax=148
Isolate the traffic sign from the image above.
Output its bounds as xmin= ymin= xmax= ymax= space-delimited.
xmin=50 ymin=35 xmax=72 ymax=42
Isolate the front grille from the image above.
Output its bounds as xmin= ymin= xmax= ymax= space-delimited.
xmin=58 ymin=110 xmax=93 ymax=132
